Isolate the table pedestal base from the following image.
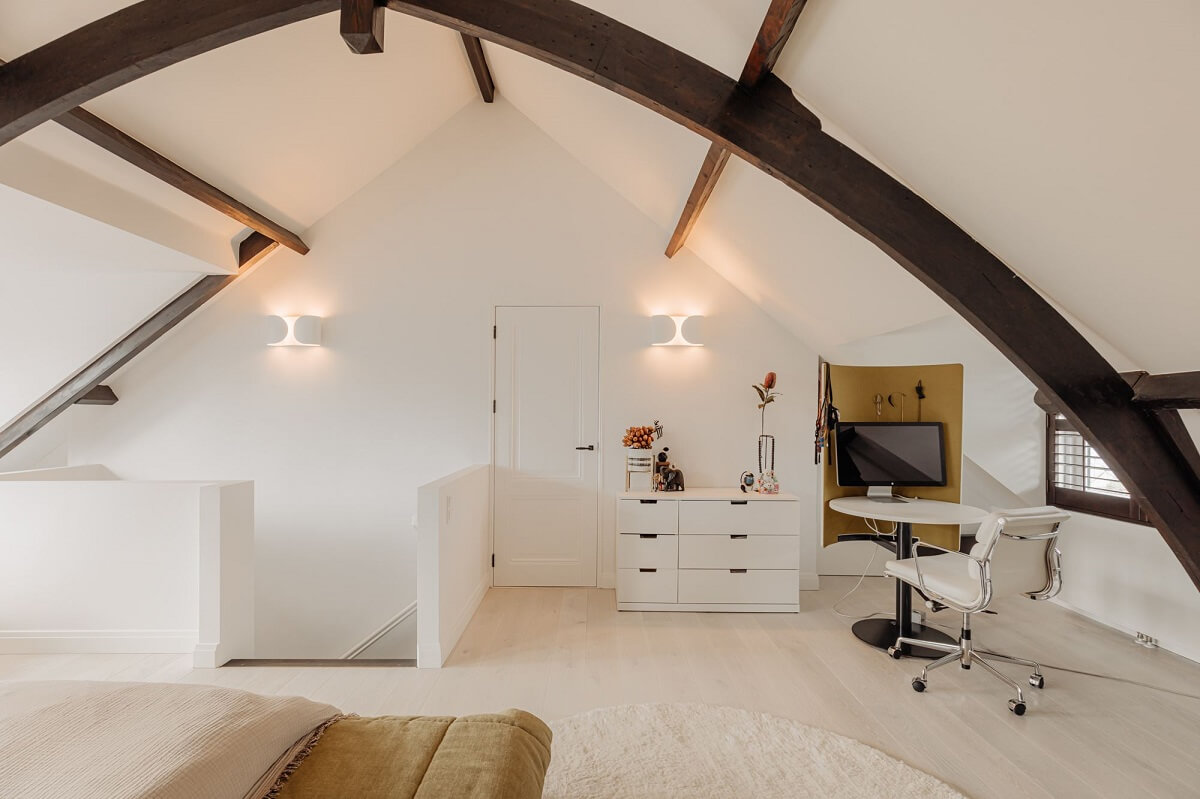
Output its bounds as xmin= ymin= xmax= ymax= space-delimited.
xmin=852 ymin=618 xmax=957 ymax=659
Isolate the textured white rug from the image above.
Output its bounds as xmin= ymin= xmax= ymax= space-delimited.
xmin=544 ymin=704 xmax=966 ymax=799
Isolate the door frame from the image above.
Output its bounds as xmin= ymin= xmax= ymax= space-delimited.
xmin=489 ymin=305 xmax=603 ymax=588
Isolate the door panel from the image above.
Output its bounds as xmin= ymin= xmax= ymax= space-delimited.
xmin=494 ymin=306 xmax=599 ymax=586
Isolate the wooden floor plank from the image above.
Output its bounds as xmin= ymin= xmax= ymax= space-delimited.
xmin=4 ymin=581 xmax=1198 ymax=798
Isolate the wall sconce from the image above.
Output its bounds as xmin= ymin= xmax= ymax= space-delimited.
xmin=266 ymin=315 xmax=322 ymax=347
xmin=650 ymin=315 xmax=705 ymax=347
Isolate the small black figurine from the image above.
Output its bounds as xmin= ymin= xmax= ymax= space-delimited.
xmin=655 ymin=447 xmax=685 ymax=492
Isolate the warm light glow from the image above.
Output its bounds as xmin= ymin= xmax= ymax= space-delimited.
xmin=650 ymin=315 xmax=704 ymax=346
xmin=266 ymin=315 xmax=322 ymax=347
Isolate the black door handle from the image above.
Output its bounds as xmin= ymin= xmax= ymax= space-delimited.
xmin=575 ymin=445 xmax=595 ymax=450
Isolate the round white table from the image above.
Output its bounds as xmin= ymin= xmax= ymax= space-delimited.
xmin=829 ymin=496 xmax=989 ymax=658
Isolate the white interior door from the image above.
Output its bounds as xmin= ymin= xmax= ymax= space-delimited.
xmin=494 ymin=306 xmax=600 ymax=586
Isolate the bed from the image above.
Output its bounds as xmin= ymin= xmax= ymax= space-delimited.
xmin=0 ymin=680 xmax=552 ymax=799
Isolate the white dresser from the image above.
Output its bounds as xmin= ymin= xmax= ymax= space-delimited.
xmin=616 ymin=489 xmax=805 ymax=612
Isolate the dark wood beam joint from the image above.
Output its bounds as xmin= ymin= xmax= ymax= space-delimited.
xmin=239 ymin=231 xmax=281 ymax=267
xmin=461 ymin=34 xmax=496 ymax=102
xmin=341 ymin=0 xmax=386 ymax=54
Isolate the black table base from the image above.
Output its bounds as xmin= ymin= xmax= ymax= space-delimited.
xmin=851 ymin=617 xmax=957 ymax=659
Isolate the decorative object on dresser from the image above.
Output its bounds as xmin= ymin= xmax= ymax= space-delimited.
xmin=753 ymin=371 xmax=781 ymax=493
xmin=653 ymin=447 xmax=685 ymax=492
xmin=623 ymin=424 xmax=657 ymax=491
xmin=616 ymin=488 xmax=804 ymax=612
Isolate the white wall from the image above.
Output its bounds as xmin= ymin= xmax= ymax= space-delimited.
xmin=64 ymin=99 xmax=816 ymax=658
xmin=417 ymin=464 xmax=490 ymax=668
xmin=0 ymin=474 xmax=253 ymax=662
xmin=1055 ymin=515 xmax=1200 ymax=664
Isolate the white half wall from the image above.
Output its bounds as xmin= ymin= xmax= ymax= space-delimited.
xmin=63 ymin=98 xmax=815 ymax=658
xmin=417 ymin=464 xmax=490 ymax=668
xmin=0 ymin=472 xmax=254 ymax=663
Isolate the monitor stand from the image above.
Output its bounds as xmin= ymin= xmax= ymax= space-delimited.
xmin=867 ymin=485 xmax=909 ymax=503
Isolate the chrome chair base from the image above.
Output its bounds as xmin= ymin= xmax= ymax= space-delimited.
xmin=888 ymin=614 xmax=1044 ymax=715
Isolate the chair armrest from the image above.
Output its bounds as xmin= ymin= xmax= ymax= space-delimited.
xmin=910 ymin=538 xmax=992 ymax=613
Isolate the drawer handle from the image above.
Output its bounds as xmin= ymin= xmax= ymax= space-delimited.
xmin=639 ymin=499 xmax=658 ymax=505
xmin=730 ymin=534 xmax=748 ymax=540
xmin=639 ymin=534 xmax=658 ymax=539
xmin=730 ymin=568 xmax=748 ymax=574
xmin=639 ymin=568 xmax=657 ymax=573
xmin=730 ymin=500 xmax=749 ymax=505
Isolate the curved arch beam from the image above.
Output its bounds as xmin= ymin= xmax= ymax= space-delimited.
xmin=2 ymin=0 xmax=1197 ymax=586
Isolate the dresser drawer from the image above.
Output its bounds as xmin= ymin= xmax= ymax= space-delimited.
xmin=678 ymin=499 xmax=799 ymax=535
xmin=678 ymin=534 xmax=799 ymax=570
xmin=618 ymin=499 xmax=678 ymax=534
xmin=617 ymin=533 xmax=678 ymax=569
xmin=617 ymin=568 xmax=678 ymax=603
xmin=678 ymin=569 xmax=798 ymax=604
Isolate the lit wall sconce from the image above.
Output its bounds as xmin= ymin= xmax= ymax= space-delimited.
xmin=266 ymin=315 xmax=322 ymax=347
xmin=650 ymin=315 xmax=705 ymax=347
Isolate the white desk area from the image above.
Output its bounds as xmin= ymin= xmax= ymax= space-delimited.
xmin=617 ymin=488 xmax=814 ymax=612
xmin=830 ymin=495 xmax=988 ymax=657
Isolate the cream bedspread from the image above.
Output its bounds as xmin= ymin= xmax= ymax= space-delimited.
xmin=0 ymin=680 xmax=340 ymax=799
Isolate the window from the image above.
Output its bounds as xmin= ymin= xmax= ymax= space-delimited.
xmin=1046 ymin=413 xmax=1151 ymax=525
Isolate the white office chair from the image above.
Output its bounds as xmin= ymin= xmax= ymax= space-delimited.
xmin=884 ymin=507 xmax=1068 ymax=715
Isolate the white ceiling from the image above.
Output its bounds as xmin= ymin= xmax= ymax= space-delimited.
xmin=0 ymin=0 xmax=1196 ymax=372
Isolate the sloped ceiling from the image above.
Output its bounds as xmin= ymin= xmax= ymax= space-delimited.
xmin=1 ymin=0 xmax=1196 ymax=373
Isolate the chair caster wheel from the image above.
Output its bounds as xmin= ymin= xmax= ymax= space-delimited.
xmin=1009 ymin=700 xmax=1026 ymax=716
xmin=912 ymin=678 xmax=926 ymax=693
xmin=1029 ymin=674 xmax=1044 ymax=689
xmin=888 ymin=647 xmax=902 ymax=660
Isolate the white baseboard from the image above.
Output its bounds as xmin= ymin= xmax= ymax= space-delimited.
xmin=0 ymin=629 xmax=197 ymax=654
xmin=1050 ymin=597 xmax=1199 ymax=665
xmin=419 ymin=581 xmax=489 ymax=669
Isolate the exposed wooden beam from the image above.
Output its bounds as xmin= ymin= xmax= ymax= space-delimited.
xmin=460 ymin=34 xmax=496 ymax=102
xmin=239 ymin=230 xmax=281 ymax=267
xmin=0 ymin=56 xmax=308 ymax=255
xmin=74 ymin=385 xmax=119 ymax=406
xmin=0 ymin=232 xmax=278 ymax=459
xmin=341 ymin=0 xmax=385 ymax=54
xmin=665 ymin=0 xmax=810 ymax=257
xmin=664 ymin=143 xmax=729 ymax=257
xmin=740 ymin=0 xmax=809 ymax=87
xmin=1131 ymin=371 xmax=1200 ymax=410
xmin=1 ymin=0 xmax=1198 ymax=589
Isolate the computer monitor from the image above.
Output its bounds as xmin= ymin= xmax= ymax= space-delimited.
xmin=835 ymin=422 xmax=946 ymax=495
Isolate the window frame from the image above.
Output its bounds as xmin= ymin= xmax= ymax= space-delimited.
xmin=1045 ymin=413 xmax=1152 ymax=526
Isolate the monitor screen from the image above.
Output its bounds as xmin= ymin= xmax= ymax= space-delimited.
xmin=835 ymin=422 xmax=946 ymax=487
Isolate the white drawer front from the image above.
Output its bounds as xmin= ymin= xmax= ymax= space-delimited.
xmin=617 ymin=533 xmax=678 ymax=569
xmin=678 ymin=499 xmax=799 ymax=535
xmin=617 ymin=568 xmax=678 ymax=603
xmin=618 ymin=499 xmax=678 ymax=534
xmin=678 ymin=534 xmax=799 ymax=570
xmin=678 ymin=569 xmax=799 ymax=605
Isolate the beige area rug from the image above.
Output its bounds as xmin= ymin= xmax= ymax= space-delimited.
xmin=544 ymin=704 xmax=966 ymax=799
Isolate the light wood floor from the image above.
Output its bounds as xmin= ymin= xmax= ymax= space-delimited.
xmin=3 ymin=580 xmax=1198 ymax=798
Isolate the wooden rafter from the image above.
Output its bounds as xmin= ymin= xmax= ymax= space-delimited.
xmin=461 ymin=34 xmax=496 ymax=102
xmin=1131 ymin=371 xmax=1200 ymax=410
xmin=0 ymin=56 xmax=308 ymax=255
xmin=665 ymin=143 xmax=729 ymax=257
xmin=0 ymin=0 xmax=1197 ymax=588
xmin=0 ymin=233 xmax=277 ymax=459
xmin=665 ymin=0 xmax=810 ymax=257
xmin=341 ymin=0 xmax=385 ymax=54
